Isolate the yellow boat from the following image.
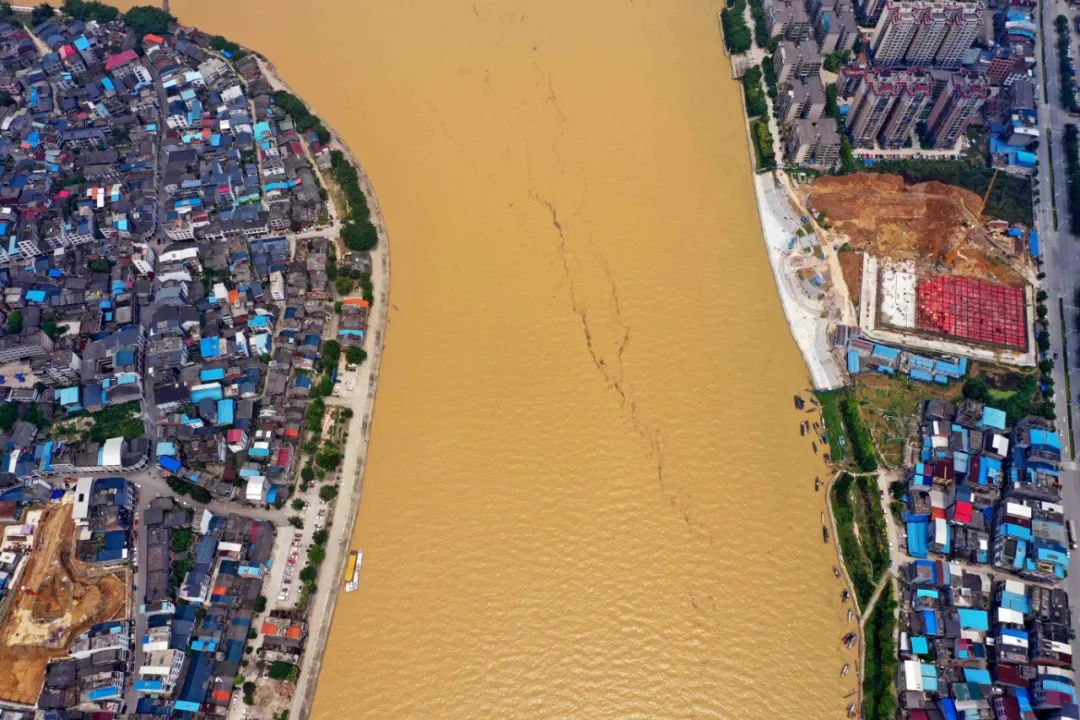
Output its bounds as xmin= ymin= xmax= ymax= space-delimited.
xmin=343 ymin=549 xmax=363 ymax=592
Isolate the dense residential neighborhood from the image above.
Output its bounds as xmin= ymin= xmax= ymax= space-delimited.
xmin=0 ymin=3 xmax=382 ymax=719
xmin=895 ymin=400 xmax=1076 ymax=719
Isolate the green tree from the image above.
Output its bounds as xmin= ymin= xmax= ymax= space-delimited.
xmin=720 ymin=0 xmax=752 ymax=53
xmin=335 ymin=276 xmax=355 ymax=296
xmin=316 ymin=447 xmax=342 ymax=471
xmin=290 ymin=498 xmax=306 ymax=512
xmin=90 ymin=258 xmax=110 ymax=272
xmin=31 ymin=3 xmax=54 ymax=25
xmin=320 ymin=340 xmax=341 ymax=370
xmin=962 ymin=375 xmax=991 ymax=404
xmin=124 ymin=5 xmax=175 ymax=36
xmin=305 ymin=398 xmax=325 ymax=432
xmin=268 ymin=661 xmax=300 ymax=682
xmin=5 ymin=310 xmax=21 ymax=334
xmin=170 ymin=528 xmax=194 ymax=554
xmin=319 ymin=484 xmax=339 ymax=502
xmin=63 ymin=0 xmax=120 ymax=21
xmin=253 ymin=595 xmax=267 ymax=613
xmin=288 ymin=516 xmax=304 ymax=529
xmin=346 ymin=346 xmax=367 ymax=365
xmin=301 ymin=465 xmax=315 ymax=483
xmin=741 ymin=66 xmax=767 ymax=118
xmin=307 ymin=545 xmax=326 ymax=566
xmin=341 ymin=222 xmax=378 ymax=252
xmin=41 ymin=318 xmax=67 ymax=340
xmin=0 ymin=402 xmax=18 ymax=433
xmin=298 ymin=566 xmax=317 ymax=584
xmin=312 ymin=529 xmax=329 ymax=546
xmin=210 ymin=35 xmax=245 ymax=57
xmin=22 ymin=405 xmax=45 ymax=429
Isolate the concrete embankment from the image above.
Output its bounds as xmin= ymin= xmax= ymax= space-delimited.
xmin=750 ymin=173 xmax=846 ymax=390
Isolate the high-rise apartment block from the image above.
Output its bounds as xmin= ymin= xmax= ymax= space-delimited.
xmin=807 ymin=0 xmax=859 ymax=54
xmin=774 ymin=40 xmax=824 ymax=84
xmin=765 ymin=0 xmax=815 ymax=41
xmin=870 ymin=0 xmax=982 ymax=69
xmin=845 ymin=68 xmax=934 ymax=148
xmin=855 ymin=0 xmax=890 ymax=26
xmin=925 ymin=71 xmax=989 ymax=148
xmin=778 ymin=75 xmax=828 ymax=124
xmin=785 ymin=119 xmax=843 ymax=170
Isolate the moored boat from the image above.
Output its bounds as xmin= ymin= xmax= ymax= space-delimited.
xmin=343 ymin=549 xmax=364 ymax=592
xmin=841 ymin=663 xmax=850 ymax=677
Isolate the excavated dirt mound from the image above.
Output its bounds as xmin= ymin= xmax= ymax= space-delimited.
xmin=0 ymin=503 xmax=128 ymax=704
xmin=807 ymin=174 xmax=1025 ymax=287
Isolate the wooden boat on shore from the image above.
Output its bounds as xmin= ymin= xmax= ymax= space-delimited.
xmin=847 ymin=702 xmax=857 ymax=717
xmin=833 ymin=566 xmax=840 ymax=578
xmin=848 ymin=609 xmax=855 ymax=622
xmin=840 ymin=664 xmax=850 ymax=677
xmin=343 ymin=549 xmax=363 ymax=593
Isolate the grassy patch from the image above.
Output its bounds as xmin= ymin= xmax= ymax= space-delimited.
xmin=85 ymin=402 xmax=144 ymax=443
xmin=750 ymin=118 xmax=775 ymax=170
xmin=862 ymin=584 xmax=898 ymax=720
xmin=962 ymin=367 xmax=1053 ymax=424
xmin=742 ymin=65 xmax=767 ymax=118
xmin=832 ymin=473 xmax=890 ymax=610
xmin=854 ymin=375 xmax=961 ymax=467
xmin=840 ymin=392 xmax=878 ymax=472
xmin=816 ymin=389 xmax=848 ymax=462
xmin=853 ymin=475 xmax=889 ymax=579
xmin=831 ymin=473 xmax=875 ymax=608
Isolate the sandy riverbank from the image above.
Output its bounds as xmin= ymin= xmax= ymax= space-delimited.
xmin=251 ymin=57 xmax=393 ymax=720
xmin=750 ymin=171 xmax=846 ymax=391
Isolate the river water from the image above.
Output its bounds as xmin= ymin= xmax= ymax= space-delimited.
xmin=119 ymin=0 xmax=849 ymax=716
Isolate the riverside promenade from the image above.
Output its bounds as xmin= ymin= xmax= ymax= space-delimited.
xmin=253 ymin=57 xmax=393 ymax=720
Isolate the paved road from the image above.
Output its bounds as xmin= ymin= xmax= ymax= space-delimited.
xmin=1035 ymin=0 xmax=1080 ymax=672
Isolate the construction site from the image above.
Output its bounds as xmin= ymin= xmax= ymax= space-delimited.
xmin=805 ymin=172 xmax=1036 ymax=364
xmin=0 ymin=500 xmax=128 ymax=705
